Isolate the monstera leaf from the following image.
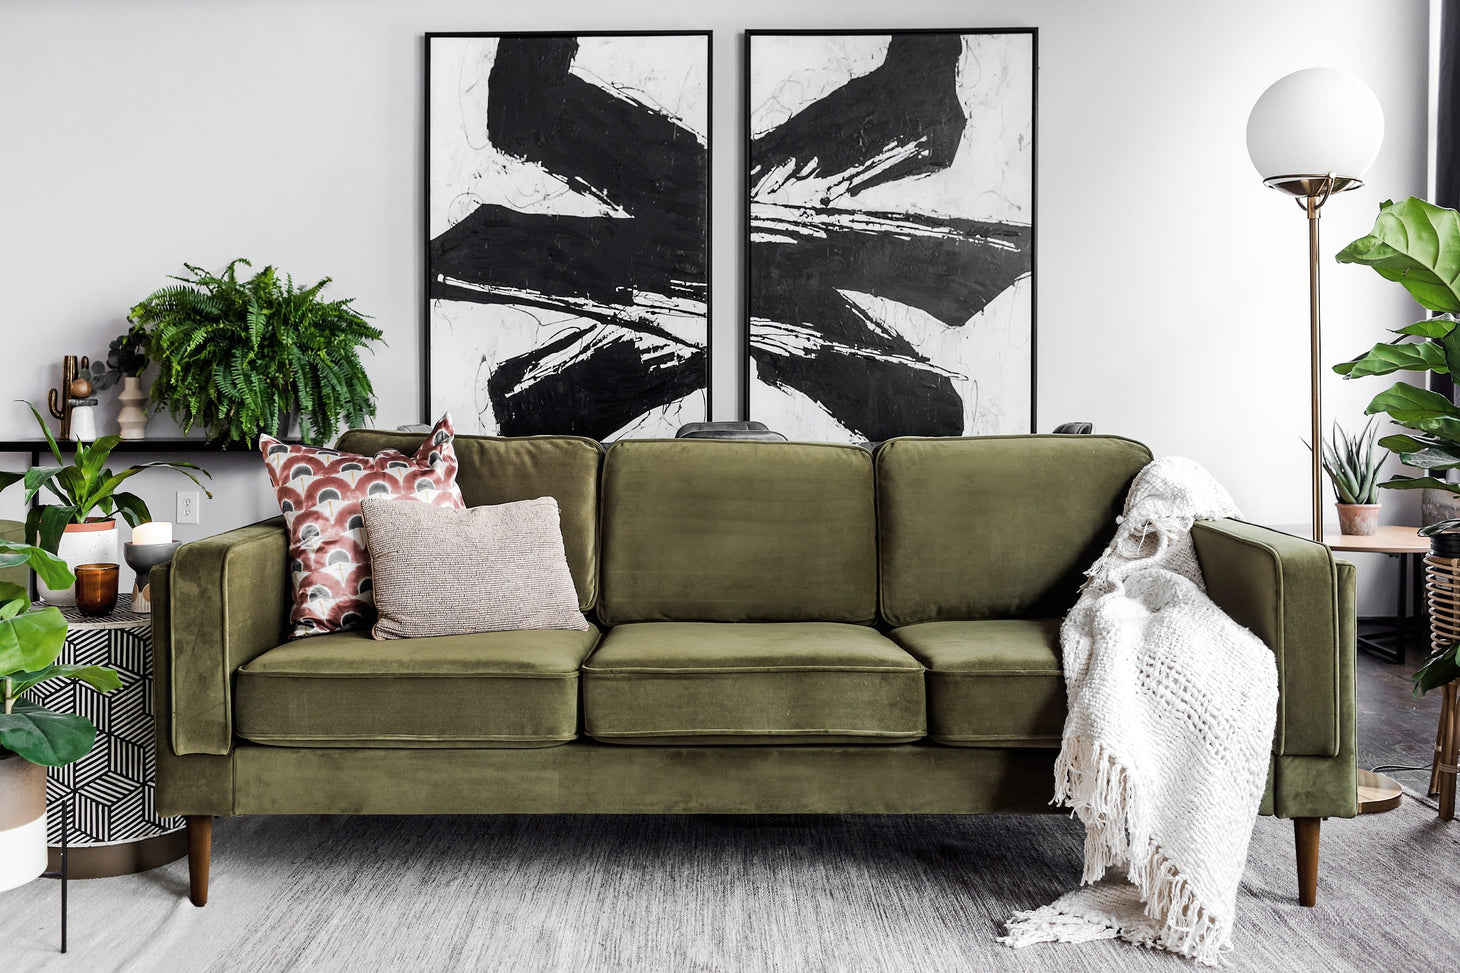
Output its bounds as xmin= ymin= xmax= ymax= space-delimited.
xmin=1336 ymin=196 xmax=1460 ymax=313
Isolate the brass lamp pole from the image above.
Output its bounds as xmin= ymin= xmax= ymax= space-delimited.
xmin=1261 ymin=173 xmax=1363 ymax=542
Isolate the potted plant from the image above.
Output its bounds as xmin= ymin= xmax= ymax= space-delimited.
xmin=92 ymin=326 xmax=151 ymax=440
xmin=1317 ymin=418 xmax=1384 ymax=535
xmin=128 ymin=258 xmax=384 ymax=447
xmin=0 ymin=402 xmax=211 ymax=605
xmin=1333 ymin=197 xmax=1460 ymax=551
xmin=0 ymin=540 xmax=119 ymax=892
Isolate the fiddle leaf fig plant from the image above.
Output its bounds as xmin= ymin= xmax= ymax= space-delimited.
xmin=1334 ymin=197 xmax=1460 ymax=534
xmin=1335 ymin=196 xmax=1460 ymax=698
xmin=0 ymin=542 xmax=120 ymax=766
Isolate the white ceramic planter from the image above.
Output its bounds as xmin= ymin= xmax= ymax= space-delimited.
xmin=117 ymin=375 xmax=149 ymax=440
xmin=0 ymin=755 xmax=47 ymax=893
xmin=38 ymin=520 xmax=119 ymax=607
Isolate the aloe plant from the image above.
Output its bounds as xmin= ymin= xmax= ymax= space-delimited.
xmin=0 ymin=541 xmax=120 ymax=765
xmin=1317 ymin=419 xmax=1382 ymax=504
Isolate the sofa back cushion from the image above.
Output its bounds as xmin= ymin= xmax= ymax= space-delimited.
xmin=598 ymin=440 xmax=877 ymax=624
xmin=876 ymin=435 xmax=1152 ymax=625
xmin=336 ymin=430 xmax=601 ymax=611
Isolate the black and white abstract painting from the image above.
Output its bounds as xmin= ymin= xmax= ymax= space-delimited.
xmin=746 ymin=30 xmax=1035 ymax=442
xmin=426 ymin=32 xmax=710 ymax=439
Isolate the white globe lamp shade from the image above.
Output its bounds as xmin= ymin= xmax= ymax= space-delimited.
xmin=1246 ymin=67 xmax=1384 ymax=180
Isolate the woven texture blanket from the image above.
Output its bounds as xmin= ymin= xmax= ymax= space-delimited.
xmin=999 ymin=457 xmax=1279 ymax=965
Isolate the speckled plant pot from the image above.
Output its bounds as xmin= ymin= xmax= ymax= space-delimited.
xmin=1336 ymin=503 xmax=1381 ymax=536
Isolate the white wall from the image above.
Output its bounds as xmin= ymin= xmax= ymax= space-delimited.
xmin=0 ymin=0 xmax=1431 ymax=612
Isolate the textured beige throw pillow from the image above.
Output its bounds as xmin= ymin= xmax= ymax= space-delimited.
xmin=360 ymin=496 xmax=591 ymax=639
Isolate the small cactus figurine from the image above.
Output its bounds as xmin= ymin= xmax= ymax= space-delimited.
xmin=46 ymin=355 xmax=89 ymax=440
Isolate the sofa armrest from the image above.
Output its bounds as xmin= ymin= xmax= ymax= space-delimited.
xmin=160 ymin=517 xmax=291 ymax=755
xmin=1191 ymin=518 xmax=1349 ymax=758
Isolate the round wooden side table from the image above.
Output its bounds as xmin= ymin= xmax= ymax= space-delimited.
xmin=29 ymin=596 xmax=186 ymax=877
xmin=1322 ymin=526 xmax=1426 ymax=815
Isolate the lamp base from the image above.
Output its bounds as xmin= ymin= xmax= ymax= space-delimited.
xmin=1357 ymin=768 xmax=1403 ymax=814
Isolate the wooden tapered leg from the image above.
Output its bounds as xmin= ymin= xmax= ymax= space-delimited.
xmin=1294 ymin=817 xmax=1320 ymax=907
xmin=1441 ymin=685 xmax=1460 ymax=822
xmin=186 ymin=815 xmax=212 ymax=907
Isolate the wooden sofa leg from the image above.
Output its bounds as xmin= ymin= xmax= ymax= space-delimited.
xmin=1294 ymin=817 xmax=1319 ymax=907
xmin=186 ymin=815 xmax=212 ymax=907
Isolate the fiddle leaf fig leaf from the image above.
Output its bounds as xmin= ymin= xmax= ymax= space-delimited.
xmin=0 ymin=604 xmax=68 ymax=675
xmin=0 ymin=700 xmax=96 ymax=766
xmin=1336 ymin=196 xmax=1460 ymax=313
xmin=1335 ymin=340 xmax=1448 ymax=379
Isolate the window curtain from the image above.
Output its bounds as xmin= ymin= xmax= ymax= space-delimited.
xmin=1436 ymin=0 xmax=1460 ymax=400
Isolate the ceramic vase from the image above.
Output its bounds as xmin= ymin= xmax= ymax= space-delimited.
xmin=38 ymin=520 xmax=119 ymax=606
xmin=0 ymin=756 xmax=47 ymax=893
xmin=117 ymin=375 xmax=148 ymax=440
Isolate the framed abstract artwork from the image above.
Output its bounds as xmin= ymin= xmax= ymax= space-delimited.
xmin=425 ymin=31 xmax=711 ymax=439
xmin=744 ymin=29 xmax=1037 ymax=442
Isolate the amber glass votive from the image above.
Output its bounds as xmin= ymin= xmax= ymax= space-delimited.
xmin=75 ymin=563 xmax=120 ymax=616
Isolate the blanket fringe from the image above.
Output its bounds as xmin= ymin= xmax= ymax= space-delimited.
xmin=1050 ymin=735 xmax=1232 ymax=966
xmin=998 ymin=906 xmax=1120 ymax=948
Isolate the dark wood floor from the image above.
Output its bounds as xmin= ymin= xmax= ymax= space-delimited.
xmin=1355 ymin=621 xmax=1443 ymax=788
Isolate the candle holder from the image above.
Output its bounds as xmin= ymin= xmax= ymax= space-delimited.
xmin=123 ymin=542 xmax=182 ymax=614
xmin=74 ymin=563 xmax=119 ymax=617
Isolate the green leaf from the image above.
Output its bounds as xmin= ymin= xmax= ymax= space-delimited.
xmin=0 ymin=470 xmax=23 ymax=494
xmin=0 ymin=582 xmax=28 ymax=620
xmin=1421 ymin=519 xmax=1460 ymax=536
xmin=110 ymin=492 xmax=151 ymax=528
xmin=1395 ymin=318 xmax=1457 ymax=338
xmin=1336 ymin=196 xmax=1460 ymax=313
xmin=1334 ymin=340 xmax=1449 ymax=379
xmin=8 ymin=663 xmax=120 ymax=698
xmin=0 ymin=700 xmax=96 ymax=766
xmin=0 ymin=604 xmax=68 ymax=676
xmin=0 ymin=540 xmax=74 ymax=590
xmin=1365 ymin=381 xmax=1460 ymax=422
xmin=18 ymin=400 xmax=64 ymax=465
xmin=1414 ymin=641 xmax=1460 ymax=696
xmin=34 ymin=505 xmax=79 ymax=556
xmin=1379 ymin=474 xmax=1457 ymax=491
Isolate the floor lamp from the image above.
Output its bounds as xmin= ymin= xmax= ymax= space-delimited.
xmin=1247 ymin=67 xmax=1400 ymax=814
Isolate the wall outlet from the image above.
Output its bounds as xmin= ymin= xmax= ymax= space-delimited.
xmin=177 ymin=490 xmax=200 ymax=525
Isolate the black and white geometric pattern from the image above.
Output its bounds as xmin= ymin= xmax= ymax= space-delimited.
xmin=29 ymin=602 xmax=182 ymax=846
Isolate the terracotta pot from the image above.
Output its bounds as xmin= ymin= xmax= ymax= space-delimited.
xmin=38 ymin=519 xmax=118 ymax=607
xmin=0 ymin=754 xmax=47 ymax=892
xmin=1336 ymin=503 xmax=1382 ymax=536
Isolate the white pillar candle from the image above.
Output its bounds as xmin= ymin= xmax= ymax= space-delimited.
xmin=131 ymin=521 xmax=173 ymax=546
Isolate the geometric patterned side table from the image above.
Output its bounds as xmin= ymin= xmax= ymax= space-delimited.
xmin=28 ymin=596 xmax=186 ymax=877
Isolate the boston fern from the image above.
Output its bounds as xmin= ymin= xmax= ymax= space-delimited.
xmin=129 ymin=259 xmax=384 ymax=446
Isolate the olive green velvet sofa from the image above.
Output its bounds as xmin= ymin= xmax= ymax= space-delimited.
xmin=153 ymin=433 xmax=1355 ymax=908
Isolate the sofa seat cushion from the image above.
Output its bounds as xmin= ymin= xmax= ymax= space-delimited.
xmin=582 ymin=622 xmax=925 ymax=744
xmin=889 ymin=619 xmax=1064 ymax=747
xmin=235 ymin=627 xmax=600 ymax=748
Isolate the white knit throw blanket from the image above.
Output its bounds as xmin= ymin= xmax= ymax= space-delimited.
xmin=999 ymin=457 xmax=1278 ymax=966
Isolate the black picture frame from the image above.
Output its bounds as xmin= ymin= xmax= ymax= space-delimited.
xmin=423 ymin=31 xmax=714 ymax=438
xmin=742 ymin=28 xmax=1038 ymax=440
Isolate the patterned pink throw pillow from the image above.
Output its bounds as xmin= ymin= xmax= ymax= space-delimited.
xmin=260 ymin=414 xmax=465 ymax=638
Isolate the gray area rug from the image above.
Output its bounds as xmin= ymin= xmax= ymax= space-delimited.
xmin=8 ymin=791 xmax=1459 ymax=972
